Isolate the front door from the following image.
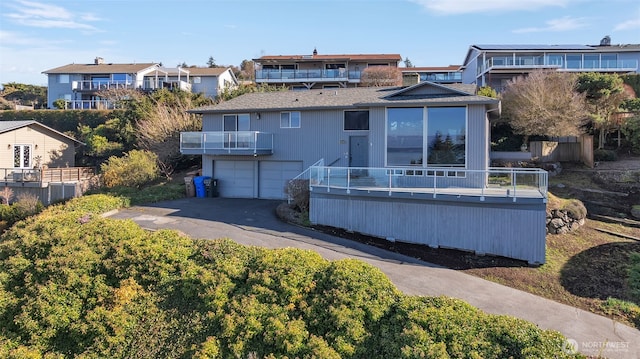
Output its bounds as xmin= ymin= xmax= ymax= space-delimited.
xmin=349 ymin=136 xmax=368 ymax=167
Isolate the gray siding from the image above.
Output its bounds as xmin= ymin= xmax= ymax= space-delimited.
xmin=310 ymin=192 xmax=546 ymax=264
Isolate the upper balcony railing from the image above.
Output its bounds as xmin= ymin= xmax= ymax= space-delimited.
xmin=142 ymin=79 xmax=192 ymax=92
xmin=180 ymin=131 xmax=274 ymax=156
xmin=0 ymin=167 xmax=95 ymax=185
xmin=255 ymin=69 xmax=362 ymax=82
xmin=419 ymin=72 xmax=462 ymax=83
xmin=72 ymin=80 xmax=134 ymax=91
xmin=64 ymin=100 xmax=117 ymax=110
xmin=481 ymin=56 xmax=639 ymax=74
xmin=307 ymin=165 xmax=548 ymax=202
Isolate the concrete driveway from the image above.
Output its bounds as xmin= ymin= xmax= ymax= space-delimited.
xmin=106 ymin=197 xmax=640 ymax=359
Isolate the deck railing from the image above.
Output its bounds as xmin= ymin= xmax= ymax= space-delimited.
xmin=1 ymin=167 xmax=95 ymax=184
xmin=255 ymin=69 xmax=362 ymax=81
xmin=308 ymin=166 xmax=548 ymax=201
xmin=180 ymin=131 xmax=274 ymax=155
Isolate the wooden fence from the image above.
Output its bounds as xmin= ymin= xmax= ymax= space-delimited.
xmin=530 ymin=135 xmax=594 ymax=168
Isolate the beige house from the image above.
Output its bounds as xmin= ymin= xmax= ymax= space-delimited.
xmin=1 ymin=121 xmax=93 ymax=204
xmin=0 ymin=120 xmax=80 ymax=169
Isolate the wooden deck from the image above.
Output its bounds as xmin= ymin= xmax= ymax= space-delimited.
xmin=1 ymin=167 xmax=95 ymax=186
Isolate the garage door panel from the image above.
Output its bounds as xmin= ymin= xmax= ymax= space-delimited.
xmin=259 ymin=161 xmax=303 ymax=199
xmin=214 ymin=160 xmax=255 ymax=198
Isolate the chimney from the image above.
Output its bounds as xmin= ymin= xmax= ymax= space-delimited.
xmin=402 ymin=72 xmax=420 ymax=87
xmin=94 ymin=57 xmax=104 ymax=65
xmin=313 ymin=48 xmax=318 ymax=56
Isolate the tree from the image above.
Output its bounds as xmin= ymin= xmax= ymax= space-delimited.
xmin=237 ymin=59 xmax=255 ymax=81
xmin=207 ymin=56 xmax=216 ymax=68
xmin=360 ymin=66 xmax=402 ymax=87
xmin=403 ymin=57 xmax=413 ymax=68
xmin=477 ymin=86 xmax=497 ymax=98
xmin=500 ymin=70 xmax=587 ymax=142
xmin=1 ymin=82 xmax=47 ymax=108
xmin=576 ymin=73 xmax=628 ymax=149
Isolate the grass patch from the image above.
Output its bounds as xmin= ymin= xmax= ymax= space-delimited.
xmin=91 ymin=174 xmax=187 ymax=205
xmin=466 ymin=219 xmax=640 ymax=329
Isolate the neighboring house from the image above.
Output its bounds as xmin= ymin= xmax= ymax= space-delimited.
xmin=400 ymin=65 xmax=462 ymax=85
xmin=43 ymin=57 xmax=161 ymax=109
xmin=461 ymin=37 xmax=640 ymax=92
xmin=187 ymin=67 xmax=239 ymax=98
xmin=182 ymin=82 xmax=548 ymax=264
xmin=254 ymin=49 xmax=402 ymax=89
xmin=0 ymin=121 xmax=94 ymax=204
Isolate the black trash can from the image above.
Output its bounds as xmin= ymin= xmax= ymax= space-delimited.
xmin=203 ymin=178 xmax=212 ymax=198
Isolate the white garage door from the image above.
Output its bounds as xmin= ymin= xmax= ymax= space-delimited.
xmin=214 ymin=160 xmax=255 ymax=198
xmin=259 ymin=161 xmax=303 ymax=199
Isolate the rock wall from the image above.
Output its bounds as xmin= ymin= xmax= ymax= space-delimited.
xmin=546 ymin=209 xmax=585 ymax=234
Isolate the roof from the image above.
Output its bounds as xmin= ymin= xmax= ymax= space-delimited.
xmin=189 ymin=82 xmax=497 ymax=114
xmin=0 ymin=121 xmax=84 ymax=145
xmin=43 ymin=63 xmax=158 ymax=74
xmin=186 ymin=67 xmax=231 ymax=76
xmin=254 ymin=53 xmax=402 ymax=62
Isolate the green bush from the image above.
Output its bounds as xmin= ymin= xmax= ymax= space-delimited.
xmin=594 ymin=148 xmax=618 ymax=162
xmin=0 ymin=195 xmax=581 ymax=358
xmin=101 ymin=150 xmax=159 ymax=188
xmin=622 ymin=115 xmax=640 ymax=154
xmin=629 ymin=253 xmax=640 ymax=303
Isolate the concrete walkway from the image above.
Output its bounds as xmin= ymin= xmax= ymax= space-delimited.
xmin=105 ymin=198 xmax=640 ymax=359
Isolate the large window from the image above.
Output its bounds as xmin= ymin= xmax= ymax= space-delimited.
xmin=280 ymin=112 xmax=301 ymax=128
xmin=426 ymin=107 xmax=466 ymax=166
xmin=223 ymin=114 xmax=250 ymax=131
xmin=386 ymin=108 xmax=423 ymax=166
xmin=112 ymin=73 xmax=132 ymax=84
xmin=386 ymin=107 xmax=467 ymax=167
xmin=58 ymin=74 xmax=69 ymax=84
xmin=344 ymin=110 xmax=369 ymax=130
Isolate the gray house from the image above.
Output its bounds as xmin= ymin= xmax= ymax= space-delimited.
xmin=183 ymin=82 xmax=548 ymax=264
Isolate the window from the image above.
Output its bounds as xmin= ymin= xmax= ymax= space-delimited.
xmin=602 ymin=54 xmax=617 ymax=69
xmin=13 ymin=145 xmax=31 ymax=168
xmin=427 ymin=107 xmax=466 ymax=166
xmin=344 ymin=110 xmax=369 ymax=131
xmin=112 ymin=73 xmax=132 ymax=84
xmin=280 ymin=112 xmax=300 ymax=128
xmin=566 ymin=55 xmax=582 ymax=69
xmin=193 ymin=76 xmax=201 ymax=84
xmin=223 ymin=114 xmax=250 ymax=131
xmin=584 ymin=55 xmax=599 ymax=69
xmin=386 ymin=106 xmax=467 ymax=167
xmin=386 ymin=107 xmax=423 ymax=166
xmin=58 ymin=74 xmax=69 ymax=84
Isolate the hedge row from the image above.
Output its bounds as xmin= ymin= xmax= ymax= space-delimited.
xmin=0 ymin=110 xmax=118 ymax=134
xmin=0 ymin=195 xmax=581 ymax=358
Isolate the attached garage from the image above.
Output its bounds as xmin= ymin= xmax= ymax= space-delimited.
xmin=259 ymin=161 xmax=303 ymax=199
xmin=213 ymin=160 xmax=256 ymax=198
xmin=212 ymin=160 xmax=303 ymax=199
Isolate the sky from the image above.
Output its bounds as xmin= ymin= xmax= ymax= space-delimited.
xmin=0 ymin=0 xmax=639 ymax=86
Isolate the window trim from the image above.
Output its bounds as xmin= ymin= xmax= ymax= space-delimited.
xmin=280 ymin=111 xmax=301 ymax=128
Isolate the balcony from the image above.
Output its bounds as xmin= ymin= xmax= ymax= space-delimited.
xmin=306 ymin=165 xmax=547 ymax=203
xmin=255 ymin=69 xmax=362 ymax=83
xmin=419 ymin=72 xmax=462 ymax=83
xmin=481 ymin=56 xmax=638 ymax=74
xmin=180 ymin=131 xmax=274 ymax=156
xmin=142 ymin=79 xmax=192 ymax=92
xmin=72 ymin=80 xmax=134 ymax=91
xmin=64 ymin=100 xmax=117 ymax=110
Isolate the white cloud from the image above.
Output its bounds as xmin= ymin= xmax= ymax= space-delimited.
xmin=613 ymin=16 xmax=640 ymax=31
xmin=513 ymin=16 xmax=589 ymax=33
xmin=4 ymin=0 xmax=100 ymax=31
xmin=411 ymin=0 xmax=571 ymax=14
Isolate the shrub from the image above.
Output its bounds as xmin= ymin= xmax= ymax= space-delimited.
xmin=52 ymin=98 xmax=66 ymax=109
xmin=629 ymin=253 xmax=640 ymax=304
xmin=101 ymin=150 xmax=159 ymax=188
xmin=621 ymin=115 xmax=640 ymax=154
xmin=594 ymin=148 xmax=618 ymax=162
xmin=0 ymin=187 xmax=13 ymax=205
xmin=284 ymin=179 xmax=309 ymax=212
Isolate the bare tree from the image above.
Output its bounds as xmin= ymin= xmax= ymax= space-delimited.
xmin=360 ymin=66 xmax=402 ymax=87
xmin=135 ymin=95 xmax=203 ymax=178
xmin=500 ymin=70 xmax=588 ymax=142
